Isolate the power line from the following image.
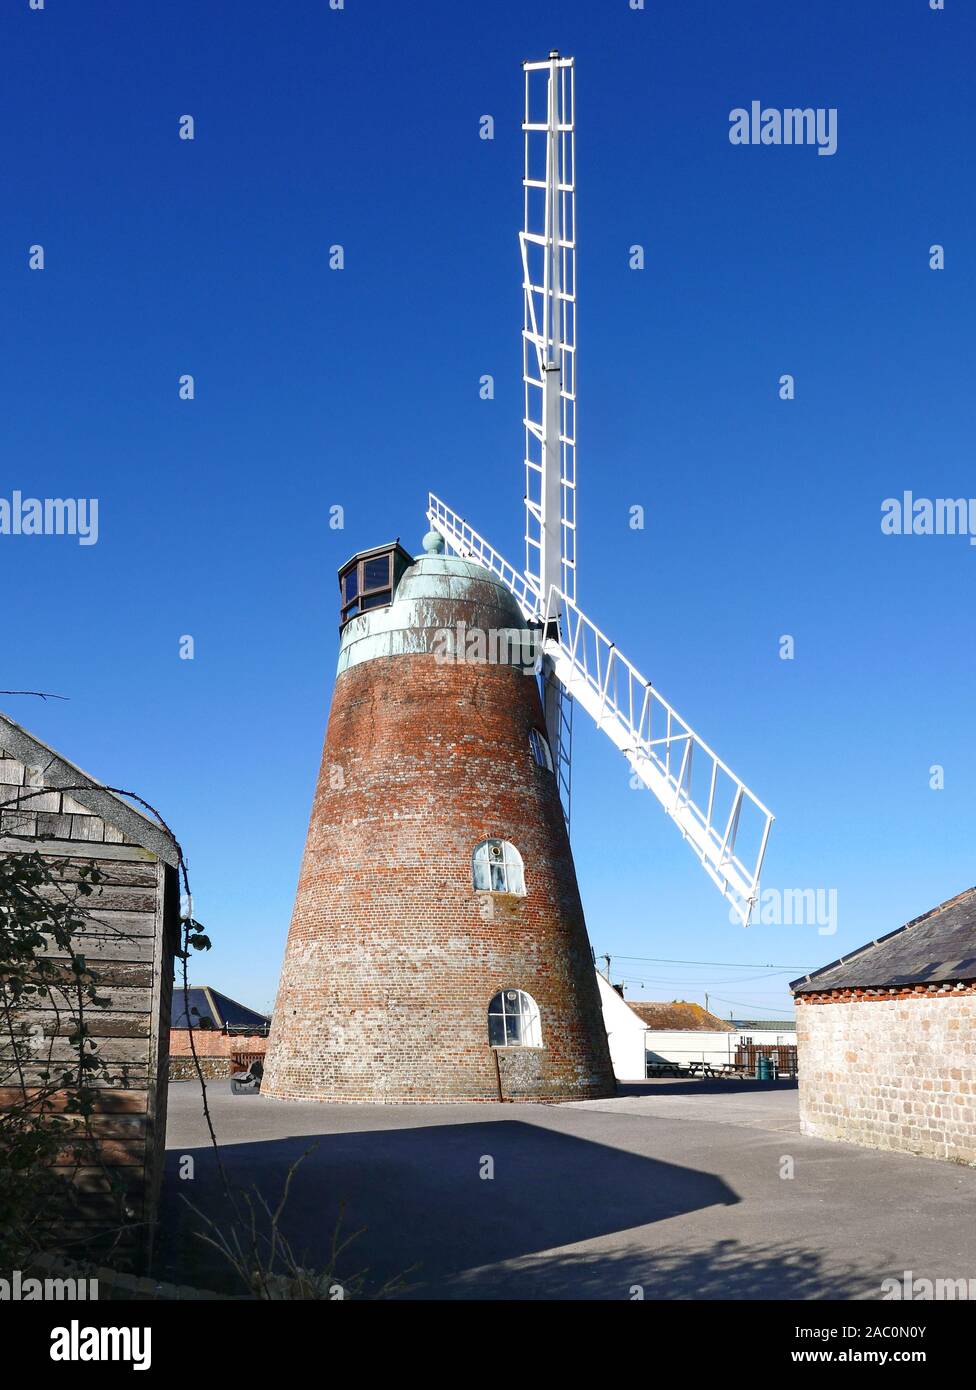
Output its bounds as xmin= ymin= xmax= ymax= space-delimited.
xmin=707 ymin=994 xmax=797 ymax=1014
xmin=614 ymin=977 xmax=795 ymax=997
xmin=612 ymin=972 xmax=795 ymax=989
xmin=602 ymin=954 xmax=812 ymax=970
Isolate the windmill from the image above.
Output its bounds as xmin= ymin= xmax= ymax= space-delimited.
xmin=264 ymin=52 xmax=774 ymax=1107
xmin=427 ymin=52 xmax=774 ymax=927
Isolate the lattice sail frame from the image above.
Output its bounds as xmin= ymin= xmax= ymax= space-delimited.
xmin=521 ymin=54 xmax=577 ymax=609
xmin=426 ymin=495 xmax=774 ymax=927
xmin=423 ymin=55 xmax=774 ymax=925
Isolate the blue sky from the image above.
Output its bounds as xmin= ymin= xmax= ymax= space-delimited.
xmin=3 ymin=0 xmax=973 ymax=1018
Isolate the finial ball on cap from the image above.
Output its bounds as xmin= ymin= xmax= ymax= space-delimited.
xmin=422 ymin=528 xmax=445 ymax=555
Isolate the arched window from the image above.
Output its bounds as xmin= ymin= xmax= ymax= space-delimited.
xmin=528 ymin=728 xmax=554 ymax=772
xmin=488 ymin=990 xmax=542 ymax=1047
xmin=472 ymin=839 xmax=525 ymax=895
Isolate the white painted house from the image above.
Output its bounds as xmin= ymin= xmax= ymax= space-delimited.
xmin=595 ymin=970 xmax=651 ymax=1081
xmin=595 ymin=972 xmax=793 ymax=1081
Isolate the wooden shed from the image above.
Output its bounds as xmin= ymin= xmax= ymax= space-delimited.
xmin=0 ymin=713 xmax=179 ymax=1267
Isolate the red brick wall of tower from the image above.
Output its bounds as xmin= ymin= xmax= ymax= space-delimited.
xmin=263 ymin=649 xmax=615 ymax=1103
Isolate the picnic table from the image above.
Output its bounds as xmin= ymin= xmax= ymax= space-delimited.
xmin=646 ymin=1061 xmax=729 ymax=1079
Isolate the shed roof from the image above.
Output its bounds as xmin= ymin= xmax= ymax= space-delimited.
xmin=730 ymin=1019 xmax=796 ymax=1032
xmin=0 ymin=712 xmax=178 ymax=866
xmin=172 ymin=987 xmax=270 ymax=1032
xmin=790 ymin=887 xmax=976 ymax=994
xmin=628 ymin=1001 xmax=735 ymax=1032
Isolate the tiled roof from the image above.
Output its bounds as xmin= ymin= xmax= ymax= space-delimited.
xmin=628 ymin=1001 xmax=735 ymax=1032
xmin=172 ymin=986 xmax=270 ymax=1032
xmin=790 ymin=887 xmax=976 ymax=994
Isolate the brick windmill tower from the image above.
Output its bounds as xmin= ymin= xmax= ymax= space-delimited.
xmin=263 ymin=534 xmax=614 ymax=1102
xmin=265 ymin=54 xmax=773 ymax=1103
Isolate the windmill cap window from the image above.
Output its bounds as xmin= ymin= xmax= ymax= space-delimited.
xmin=338 ymin=542 xmax=414 ymax=628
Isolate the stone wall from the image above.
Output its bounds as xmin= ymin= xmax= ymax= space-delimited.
xmin=796 ymin=988 xmax=976 ymax=1165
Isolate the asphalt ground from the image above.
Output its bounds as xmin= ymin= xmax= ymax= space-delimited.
xmin=158 ymin=1079 xmax=976 ymax=1300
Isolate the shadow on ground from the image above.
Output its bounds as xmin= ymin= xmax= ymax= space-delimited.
xmin=438 ymin=1236 xmax=879 ymax=1300
xmin=614 ymin=1079 xmax=800 ymax=1099
xmin=156 ymin=1118 xmax=739 ymax=1297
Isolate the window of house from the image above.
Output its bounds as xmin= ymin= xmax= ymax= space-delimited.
xmin=488 ymin=989 xmax=542 ymax=1047
xmin=472 ymin=839 xmax=525 ymax=895
xmin=529 ymin=728 xmax=554 ymax=772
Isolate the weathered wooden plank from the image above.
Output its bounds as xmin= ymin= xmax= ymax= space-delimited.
xmin=46 ymin=859 xmax=159 ymax=888
xmin=16 ymin=986 xmax=153 ymax=1014
xmin=33 ymin=1211 xmax=147 ymax=1244
xmin=0 ymin=1064 xmax=149 ymax=1088
xmin=30 ymin=856 xmax=158 ymax=889
xmin=38 ymin=960 xmax=154 ymax=989
xmin=38 ymin=933 xmax=157 ymax=963
xmin=52 ymin=907 xmax=158 ymax=937
xmin=4 ymin=1011 xmax=151 ymax=1039
xmin=58 ymin=1175 xmax=148 ymax=1203
xmin=0 ymin=1087 xmax=148 ymax=1113
xmin=0 ymin=1094 xmax=150 ymax=1137
xmin=5 ymin=1034 xmax=152 ymax=1061
xmin=15 ymin=789 xmax=62 ymax=813
xmin=70 ymin=816 xmax=105 ymax=842
xmin=0 ymin=1036 xmax=151 ymax=1063
xmin=35 ymin=811 xmax=72 ymax=838
xmin=58 ymin=1113 xmax=149 ymax=1138
xmin=32 ymin=883 xmax=157 ymax=912
xmin=46 ymin=1206 xmax=147 ymax=1236
xmin=146 ymin=858 xmax=170 ymax=1207
xmin=52 ymin=1138 xmax=145 ymax=1166
xmin=53 ymin=1201 xmax=148 ymax=1232
xmin=1 ymin=810 xmax=36 ymax=835
xmin=0 ymin=836 xmax=157 ymax=863
xmin=0 ymin=759 xmax=25 ymax=785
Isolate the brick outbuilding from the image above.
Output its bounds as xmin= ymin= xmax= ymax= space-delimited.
xmin=791 ymin=887 xmax=976 ymax=1165
xmin=169 ymin=986 xmax=270 ymax=1080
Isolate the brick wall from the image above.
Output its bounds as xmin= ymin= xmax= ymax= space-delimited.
xmin=168 ymin=1030 xmax=268 ymax=1080
xmin=264 ymin=631 xmax=615 ymax=1104
xmin=796 ymin=990 xmax=976 ymax=1165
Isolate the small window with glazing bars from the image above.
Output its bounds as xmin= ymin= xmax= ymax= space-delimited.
xmin=339 ymin=551 xmax=394 ymax=626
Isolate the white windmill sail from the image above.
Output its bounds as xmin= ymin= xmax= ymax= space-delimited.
xmin=424 ymin=51 xmax=774 ymax=926
xmin=521 ymin=52 xmax=576 ymax=819
xmin=426 ymin=497 xmax=773 ymax=926
xmin=521 ymin=51 xmax=576 ymax=608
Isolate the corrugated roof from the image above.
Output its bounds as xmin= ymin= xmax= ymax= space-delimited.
xmin=628 ymin=1001 xmax=735 ymax=1032
xmin=790 ymin=887 xmax=976 ymax=994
